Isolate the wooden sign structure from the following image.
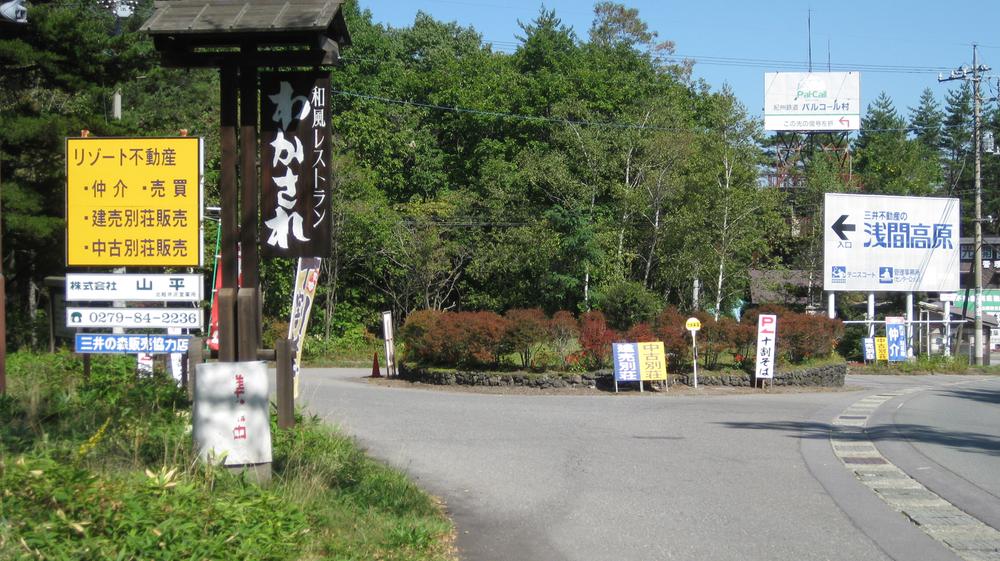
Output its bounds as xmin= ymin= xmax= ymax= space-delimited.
xmin=141 ymin=1 xmax=351 ymax=429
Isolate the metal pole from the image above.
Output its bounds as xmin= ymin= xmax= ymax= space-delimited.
xmin=827 ymin=292 xmax=835 ymax=319
xmin=906 ymin=293 xmax=914 ymax=358
xmin=692 ymin=333 xmax=698 ymax=389
xmin=944 ymin=300 xmax=952 ymax=357
xmin=868 ymin=293 xmax=876 ymax=337
xmin=973 ymin=44 xmax=984 ymax=366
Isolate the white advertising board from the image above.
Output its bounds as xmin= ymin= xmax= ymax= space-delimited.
xmin=193 ymin=361 xmax=272 ymax=466
xmin=764 ymin=72 xmax=860 ymax=131
xmin=67 ymin=307 xmax=203 ymax=329
xmin=66 ymin=273 xmax=203 ymax=302
xmin=754 ymin=314 xmax=777 ymax=379
xmin=824 ymin=193 xmax=960 ymax=292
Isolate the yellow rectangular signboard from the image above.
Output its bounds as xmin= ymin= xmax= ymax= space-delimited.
xmin=637 ymin=341 xmax=667 ymax=381
xmin=66 ymin=137 xmax=203 ymax=266
xmin=874 ymin=337 xmax=889 ymax=361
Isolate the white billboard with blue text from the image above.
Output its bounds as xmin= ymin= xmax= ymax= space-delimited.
xmin=824 ymin=193 xmax=960 ymax=292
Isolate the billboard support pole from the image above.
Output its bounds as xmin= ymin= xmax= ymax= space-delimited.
xmin=944 ymin=300 xmax=952 ymax=357
xmin=906 ymin=293 xmax=914 ymax=358
xmin=827 ymin=292 xmax=835 ymax=319
xmin=867 ymin=293 xmax=875 ymax=337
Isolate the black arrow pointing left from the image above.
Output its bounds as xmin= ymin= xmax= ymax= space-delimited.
xmin=832 ymin=214 xmax=855 ymax=240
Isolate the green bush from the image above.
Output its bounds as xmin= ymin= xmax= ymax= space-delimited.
xmin=593 ymin=281 xmax=661 ymax=331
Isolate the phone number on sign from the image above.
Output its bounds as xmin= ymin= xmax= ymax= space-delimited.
xmin=85 ymin=311 xmax=200 ymax=325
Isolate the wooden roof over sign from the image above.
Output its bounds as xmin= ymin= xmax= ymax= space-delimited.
xmin=141 ymin=0 xmax=351 ymax=67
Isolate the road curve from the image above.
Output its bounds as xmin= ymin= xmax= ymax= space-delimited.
xmin=298 ymin=369 xmax=996 ymax=561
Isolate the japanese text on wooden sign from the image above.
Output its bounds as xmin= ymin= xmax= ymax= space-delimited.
xmin=193 ymin=361 xmax=272 ymax=466
xmin=66 ymin=137 xmax=203 ymax=266
xmin=754 ymin=314 xmax=777 ymax=379
xmin=613 ymin=342 xmax=668 ymax=382
xmin=261 ymin=72 xmax=331 ymax=257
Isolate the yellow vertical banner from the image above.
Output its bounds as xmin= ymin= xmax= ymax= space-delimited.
xmin=66 ymin=137 xmax=203 ymax=267
xmin=874 ymin=337 xmax=889 ymax=361
xmin=637 ymin=341 xmax=667 ymax=381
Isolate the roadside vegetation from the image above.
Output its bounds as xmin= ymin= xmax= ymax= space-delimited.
xmin=0 ymin=351 xmax=455 ymax=561
xmin=398 ymin=303 xmax=845 ymax=375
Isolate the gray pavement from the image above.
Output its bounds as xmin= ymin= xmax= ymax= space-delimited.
xmin=297 ymin=370 xmax=999 ymax=561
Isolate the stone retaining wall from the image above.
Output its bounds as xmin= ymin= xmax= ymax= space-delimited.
xmin=399 ymin=362 xmax=846 ymax=389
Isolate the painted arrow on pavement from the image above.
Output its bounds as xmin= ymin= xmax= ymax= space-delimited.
xmin=832 ymin=214 xmax=855 ymax=240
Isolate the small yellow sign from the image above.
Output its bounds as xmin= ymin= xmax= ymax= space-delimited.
xmin=66 ymin=137 xmax=202 ymax=266
xmin=685 ymin=317 xmax=702 ymax=331
xmin=637 ymin=341 xmax=668 ymax=381
xmin=874 ymin=337 xmax=889 ymax=361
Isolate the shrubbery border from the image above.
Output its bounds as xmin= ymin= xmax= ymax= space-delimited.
xmin=398 ymin=361 xmax=847 ymax=389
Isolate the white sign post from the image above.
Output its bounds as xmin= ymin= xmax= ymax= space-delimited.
xmin=686 ymin=317 xmax=701 ymax=388
xmin=193 ymin=361 xmax=272 ymax=472
xmin=755 ymin=314 xmax=778 ymax=387
xmin=824 ymin=193 xmax=960 ymax=293
xmin=764 ymin=72 xmax=861 ymax=131
xmin=382 ymin=311 xmax=396 ymax=378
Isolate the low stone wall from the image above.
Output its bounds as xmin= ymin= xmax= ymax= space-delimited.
xmin=399 ymin=362 xmax=847 ymax=389
xmin=672 ymin=362 xmax=846 ymax=387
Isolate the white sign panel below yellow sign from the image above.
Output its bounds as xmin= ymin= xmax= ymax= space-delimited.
xmin=67 ymin=307 xmax=203 ymax=329
xmin=764 ymin=72 xmax=860 ymax=131
xmin=66 ymin=273 xmax=203 ymax=302
xmin=65 ymin=137 xmax=203 ymax=267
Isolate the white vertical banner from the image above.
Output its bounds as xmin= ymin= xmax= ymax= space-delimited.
xmin=168 ymin=327 xmax=184 ymax=383
xmin=382 ymin=310 xmax=396 ymax=377
xmin=193 ymin=361 xmax=272 ymax=466
xmin=287 ymin=257 xmax=321 ymax=398
xmin=755 ymin=314 xmax=778 ymax=379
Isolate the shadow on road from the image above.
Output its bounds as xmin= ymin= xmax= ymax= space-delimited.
xmin=717 ymin=421 xmax=1000 ymax=457
xmin=936 ymin=387 xmax=1000 ymax=405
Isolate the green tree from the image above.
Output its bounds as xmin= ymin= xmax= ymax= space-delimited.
xmin=854 ymin=92 xmax=940 ymax=195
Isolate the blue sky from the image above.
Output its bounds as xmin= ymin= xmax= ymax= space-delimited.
xmin=356 ymin=0 xmax=1000 ymax=124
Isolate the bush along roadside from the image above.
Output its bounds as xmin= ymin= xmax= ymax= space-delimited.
xmin=0 ymin=350 xmax=455 ymax=561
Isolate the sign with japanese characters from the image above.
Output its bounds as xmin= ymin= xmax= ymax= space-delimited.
xmin=75 ymin=334 xmax=190 ymax=354
xmin=885 ymin=316 xmax=908 ymax=362
xmin=193 ymin=361 xmax=272 ymax=466
xmin=874 ymin=337 xmax=889 ymax=361
xmin=65 ymin=273 xmax=203 ymax=302
xmin=66 ymin=307 xmax=203 ymax=329
xmin=824 ymin=193 xmax=960 ymax=292
xmin=862 ymin=337 xmax=876 ymax=361
xmin=764 ymin=72 xmax=860 ymax=131
xmin=66 ymin=137 xmax=203 ymax=266
xmin=754 ymin=314 xmax=777 ymax=379
xmin=260 ymin=72 xmax=331 ymax=257
xmin=612 ymin=342 xmax=668 ymax=382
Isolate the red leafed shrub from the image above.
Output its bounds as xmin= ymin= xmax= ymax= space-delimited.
xmin=503 ymin=308 xmax=550 ymax=368
xmin=654 ymin=306 xmax=690 ymax=366
xmin=695 ymin=313 xmax=727 ymax=369
xmin=454 ymin=311 xmax=509 ymax=366
xmin=778 ymin=313 xmax=844 ymax=363
xmin=399 ymin=309 xmax=445 ymax=364
xmin=549 ymin=311 xmax=579 ymax=368
xmin=579 ymin=310 xmax=616 ymax=369
xmin=624 ymin=322 xmax=657 ymax=343
xmin=722 ymin=317 xmax=756 ymax=367
xmin=400 ymin=310 xmax=509 ymax=367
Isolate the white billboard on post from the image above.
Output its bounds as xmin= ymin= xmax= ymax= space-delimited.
xmin=824 ymin=193 xmax=960 ymax=292
xmin=764 ymin=72 xmax=860 ymax=131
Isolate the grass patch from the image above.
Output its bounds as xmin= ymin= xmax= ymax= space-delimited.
xmin=852 ymin=354 xmax=1000 ymax=375
xmin=0 ymin=350 xmax=455 ymax=561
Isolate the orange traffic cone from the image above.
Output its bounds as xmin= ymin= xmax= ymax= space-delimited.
xmin=371 ymin=353 xmax=382 ymax=378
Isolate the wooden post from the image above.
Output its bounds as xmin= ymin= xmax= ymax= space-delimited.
xmin=276 ymin=337 xmax=294 ymax=429
xmin=239 ymin=51 xmax=261 ymax=350
xmin=83 ymin=353 xmax=91 ymax=383
xmin=219 ymin=64 xmax=239 ymax=362
xmin=186 ymin=336 xmax=204 ymax=398
xmin=237 ymin=289 xmax=257 ymax=361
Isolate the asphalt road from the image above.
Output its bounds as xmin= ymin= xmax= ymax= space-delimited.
xmin=298 ymin=370 xmax=999 ymax=561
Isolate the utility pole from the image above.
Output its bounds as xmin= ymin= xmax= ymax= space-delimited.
xmin=939 ymin=44 xmax=991 ymax=365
